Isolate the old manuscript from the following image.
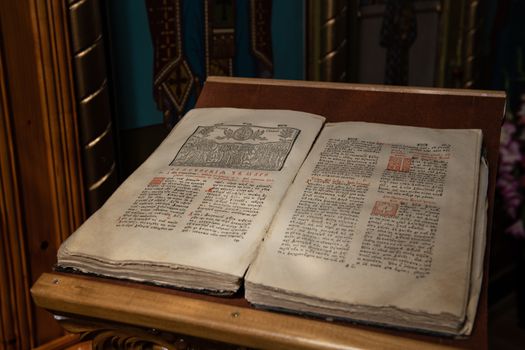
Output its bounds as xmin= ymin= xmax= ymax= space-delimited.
xmin=245 ymin=122 xmax=487 ymax=336
xmin=58 ymin=108 xmax=325 ymax=292
xmin=57 ymin=109 xmax=487 ymax=336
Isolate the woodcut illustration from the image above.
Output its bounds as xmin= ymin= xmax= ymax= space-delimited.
xmin=171 ymin=124 xmax=300 ymax=170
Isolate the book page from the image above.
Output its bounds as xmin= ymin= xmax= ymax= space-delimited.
xmin=59 ymin=108 xmax=325 ymax=278
xmin=461 ymin=157 xmax=488 ymax=334
xmin=247 ymin=121 xmax=482 ymax=318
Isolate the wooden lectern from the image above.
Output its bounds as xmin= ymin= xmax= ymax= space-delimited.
xmin=32 ymin=77 xmax=505 ymax=350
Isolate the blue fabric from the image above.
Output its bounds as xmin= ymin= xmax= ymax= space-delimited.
xmin=180 ymin=0 xmax=205 ymax=116
xmin=234 ymin=0 xmax=258 ymax=76
xmin=109 ymin=0 xmax=305 ymax=129
xmin=107 ymin=0 xmax=163 ymax=129
xmin=272 ymin=0 xmax=304 ymax=80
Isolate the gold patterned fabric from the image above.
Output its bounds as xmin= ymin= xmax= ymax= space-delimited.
xmin=146 ymin=0 xmax=195 ymax=128
xmin=146 ymin=0 xmax=273 ymax=128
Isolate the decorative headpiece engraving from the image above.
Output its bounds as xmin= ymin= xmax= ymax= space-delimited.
xmin=171 ymin=124 xmax=300 ymax=171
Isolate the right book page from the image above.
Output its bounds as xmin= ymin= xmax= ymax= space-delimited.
xmin=246 ymin=121 xmax=483 ymax=332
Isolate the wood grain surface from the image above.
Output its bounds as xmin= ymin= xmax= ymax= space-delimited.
xmin=33 ymin=272 xmax=477 ymax=350
xmin=0 ymin=0 xmax=86 ymax=345
xmin=0 ymin=29 xmax=34 ymax=350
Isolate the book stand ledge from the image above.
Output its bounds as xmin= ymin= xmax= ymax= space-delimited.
xmin=32 ymin=272 xmax=478 ymax=350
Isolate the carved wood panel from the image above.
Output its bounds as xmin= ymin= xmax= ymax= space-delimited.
xmin=0 ymin=31 xmax=34 ymax=350
xmin=55 ymin=315 xmax=254 ymax=350
xmin=0 ymin=0 xmax=86 ymax=346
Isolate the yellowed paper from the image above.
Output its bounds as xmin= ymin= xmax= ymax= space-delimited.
xmin=59 ymin=108 xmax=325 ymax=282
xmin=247 ymin=121 xmax=482 ymax=326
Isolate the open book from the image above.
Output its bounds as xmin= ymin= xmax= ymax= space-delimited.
xmin=57 ymin=107 xmax=487 ymax=336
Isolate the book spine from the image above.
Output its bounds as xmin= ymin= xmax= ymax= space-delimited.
xmin=68 ymin=0 xmax=118 ymax=214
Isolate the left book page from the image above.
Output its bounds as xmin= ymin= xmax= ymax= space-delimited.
xmin=57 ymin=108 xmax=325 ymax=293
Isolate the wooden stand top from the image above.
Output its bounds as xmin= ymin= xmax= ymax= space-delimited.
xmin=32 ymin=78 xmax=506 ymax=350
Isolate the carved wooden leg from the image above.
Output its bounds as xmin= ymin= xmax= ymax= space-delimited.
xmin=33 ymin=334 xmax=86 ymax=350
xmin=53 ymin=315 xmax=254 ymax=350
